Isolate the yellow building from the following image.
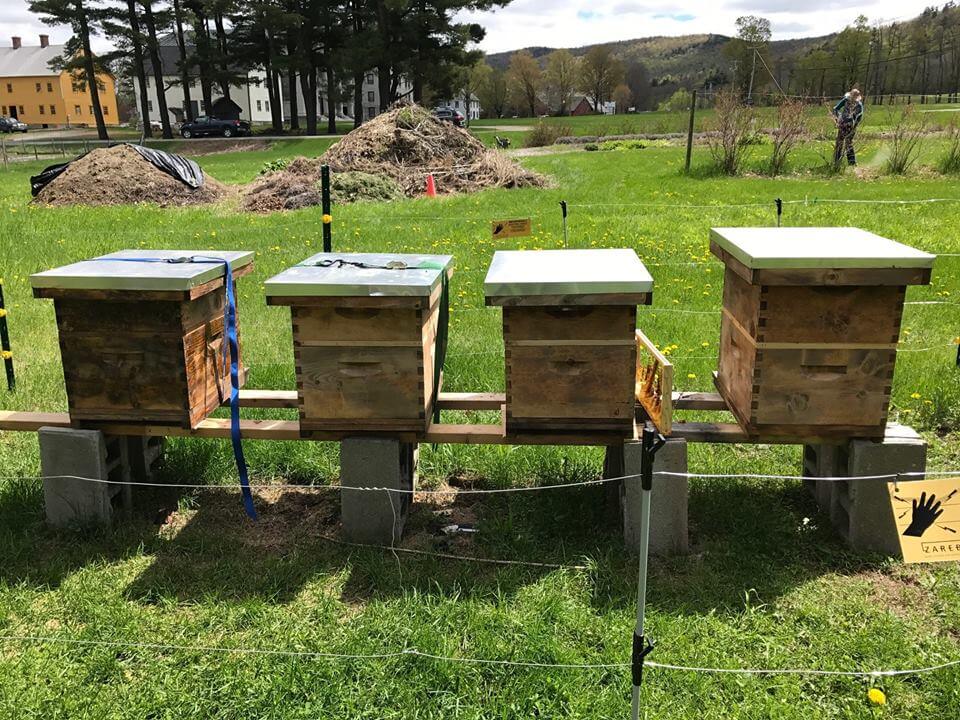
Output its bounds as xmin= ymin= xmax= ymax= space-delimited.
xmin=0 ymin=35 xmax=119 ymax=128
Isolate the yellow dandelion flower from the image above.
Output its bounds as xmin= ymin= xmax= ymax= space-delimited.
xmin=910 ymin=392 xmax=922 ymax=399
xmin=867 ymin=688 xmax=886 ymax=706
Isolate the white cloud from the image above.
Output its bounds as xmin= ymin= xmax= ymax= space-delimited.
xmin=459 ymin=0 xmax=930 ymax=54
xmin=0 ymin=0 xmax=931 ymax=59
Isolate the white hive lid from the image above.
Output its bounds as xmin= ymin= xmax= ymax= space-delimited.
xmin=484 ymin=248 xmax=654 ymax=298
xmin=264 ymin=252 xmax=454 ymax=297
xmin=710 ymin=227 xmax=936 ymax=270
xmin=30 ymin=250 xmax=254 ymax=292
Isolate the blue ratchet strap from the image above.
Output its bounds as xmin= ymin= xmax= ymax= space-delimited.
xmin=101 ymin=255 xmax=257 ymax=520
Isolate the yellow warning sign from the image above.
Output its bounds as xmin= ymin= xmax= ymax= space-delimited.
xmin=491 ymin=218 xmax=532 ymax=239
xmin=888 ymin=477 xmax=960 ymax=563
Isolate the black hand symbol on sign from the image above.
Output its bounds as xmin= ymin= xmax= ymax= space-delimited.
xmin=903 ymin=492 xmax=944 ymax=537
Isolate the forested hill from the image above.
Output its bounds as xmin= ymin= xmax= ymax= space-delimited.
xmin=486 ymin=32 xmax=835 ymax=86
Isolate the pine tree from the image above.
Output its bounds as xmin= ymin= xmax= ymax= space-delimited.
xmin=29 ymin=0 xmax=112 ymax=140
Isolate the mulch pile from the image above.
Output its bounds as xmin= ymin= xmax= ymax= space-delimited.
xmin=242 ymin=103 xmax=547 ymax=212
xmin=32 ymin=144 xmax=228 ymax=207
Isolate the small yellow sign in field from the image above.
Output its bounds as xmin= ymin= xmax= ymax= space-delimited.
xmin=888 ymin=477 xmax=960 ymax=563
xmin=491 ymin=218 xmax=532 ymax=239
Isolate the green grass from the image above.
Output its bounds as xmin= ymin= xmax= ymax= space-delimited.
xmin=474 ymin=102 xmax=960 ymax=139
xmin=1 ymin=130 xmax=960 ymax=718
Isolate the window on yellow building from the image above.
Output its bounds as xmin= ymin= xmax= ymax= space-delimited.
xmin=5 ymin=84 xmax=11 ymax=93
xmin=39 ymin=105 xmax=44 ymax=115
xmin=50 ymin=105 xmax=56 ymax=115
xmin=102 ymin=106 xmax=108 ymax=115
xmin=18 ymin=106 xmax=24 ymax=115
xmin=74 ymin=105 xmax=81 ymax=115
xmin=97 ymin=81 xmax=105 ymax=91
xmin=35 ymin=83 xmax=41 ymax=92
xmin=89 ymin=105 xmax=93 ymax=114
xmin=47 ymin=82 xmax=52 ymax=92
xmin=1 ymin=106 xmax=5 ymax=115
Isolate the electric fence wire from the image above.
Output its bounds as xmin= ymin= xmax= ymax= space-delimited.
xmin=3 ymin=468 xmax=958 ymax=496
xmin=1 ymin=633 xmax=959 ymax=679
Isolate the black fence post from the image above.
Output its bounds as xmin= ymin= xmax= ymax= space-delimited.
xmin=685 ymin=90 xmax=697 ymax=174
xmin=0 ymin=280 xmax=15 ymax=391
xmin=321 ymin=164 xmax=332 ymax=253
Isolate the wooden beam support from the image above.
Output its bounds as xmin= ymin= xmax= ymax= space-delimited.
xmin=235 ymin=390 xmax=509 ymax=412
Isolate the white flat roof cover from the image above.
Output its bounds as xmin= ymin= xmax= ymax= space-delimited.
xmin=264 ymin=252 xmax=454 ymax=297
xmin=30 ymin=250 xmax=254 ymax=292
xmin=484 ymin=249 xmax=654 ymax=297
xmin=711 ymin=227 xmax=936 ymax=270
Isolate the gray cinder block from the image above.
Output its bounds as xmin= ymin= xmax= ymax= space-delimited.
xmin=620 ymin=438 xmax=689 ymax=555
xmin=844 ymin=424 xmax=926 ymax=555
xmin=40 ymin=426 xmax=114 ymax=527
xmin=340 ymin=437 xmax=417 ymax=545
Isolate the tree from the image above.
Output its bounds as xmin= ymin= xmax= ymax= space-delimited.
xmin=102 ymin=0 xmax=152 ymax=136
xmin=624 ymin=60 xmax=652 ymax=110
xmin=140 ymin=0 xmax=174 ymax=138
xmin=30 ymin=0 xmax=112 ymax=140
xmin=578 ymin=45 xmax=623 ymax=110
xmin=474 ymin=62 xmax=507 ymax=117
xmin=184 ymin=0 xmax=214 ymax=114
xmin=507 ymin=50 xmax=541 ymax=117
xmin=723 ymin=15 xmax=771 ymax=98
xmin=171 ymin=0 xmax=194 ymax=121
xmin=658 ymin=88 xmax=692 ymax=113
xmin=612 ymin=82 xmax=631 ymax=113
xmin=833 ymin=15 xmax=871 ymax=92
xmin=543 ymin=48 xmax=577 ymax=115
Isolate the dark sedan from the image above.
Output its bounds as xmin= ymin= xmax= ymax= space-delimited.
xmin=180 ymin=116 xmax=251 ymax=138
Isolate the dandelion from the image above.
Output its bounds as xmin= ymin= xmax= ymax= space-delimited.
xmin=867 ymin=688 xmax=886 ymax=706
xmin=687 ymin=373 xmax=697 ymax=380
xmin=910 ymin=392 xmax=922 ymax=399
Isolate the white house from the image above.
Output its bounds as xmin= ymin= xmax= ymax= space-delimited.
xmin=438 ymin=94 xmax=480 ymax=121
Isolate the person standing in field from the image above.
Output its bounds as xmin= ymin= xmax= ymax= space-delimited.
xmin=832 ymin=88 xmax=864 ymax=167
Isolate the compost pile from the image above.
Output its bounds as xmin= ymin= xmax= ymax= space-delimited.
xmin=243 ymin=104 xmax=546 ymax=212
xmin=32 ymin=144 xmax=228 ymax=207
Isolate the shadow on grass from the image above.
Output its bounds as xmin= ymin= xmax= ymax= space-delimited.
xmin=0 ymin=463 xmax=881 ymax=615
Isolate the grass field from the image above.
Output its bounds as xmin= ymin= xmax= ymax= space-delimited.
xmin=1 ymin=128 xmax=960 ymax=718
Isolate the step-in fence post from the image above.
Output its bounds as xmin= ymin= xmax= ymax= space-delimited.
xmin=630 ymin=422 xmax=665 ymax=720
xmin=684 ymin=90 xmax=697 ymax=174
xmin=321 ymin=164 xmax=332 ymax=252
xmin=0 ymin=279 xmax=15 ymax=391
xmin=559 ymin=200 xmax=568 ymax=248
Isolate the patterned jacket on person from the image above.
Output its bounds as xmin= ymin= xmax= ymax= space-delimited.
xmin=832 ymin=96 xmax=864 ymax=130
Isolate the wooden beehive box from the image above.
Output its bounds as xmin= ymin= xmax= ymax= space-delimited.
xmin=265 ymin=252 xmax=454 ymax=436
xmin=31 ymin=250 xmax=254 ymax=428
xmin=484 ymin=249 xmax=653 ymax=435
xmin=710 ymin=227 xmax=935 ymax=440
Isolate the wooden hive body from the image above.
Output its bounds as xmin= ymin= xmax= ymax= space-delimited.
xmin=484 ymin=249 xmax=654 ymax=437
xmin=265 ymin=253 xmax=452 ymax=438
xmin=710 ymin=228 xmax=934 ymax=441
xmin=502 ymin=303 xmax=640 ymax=433
xmin=32 ymin=252 xmax=253 ymax=429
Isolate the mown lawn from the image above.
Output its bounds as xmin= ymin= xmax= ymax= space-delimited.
xmin=0 ymin=131 xmax=959 ymax=719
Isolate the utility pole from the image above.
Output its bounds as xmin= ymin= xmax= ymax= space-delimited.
xmin=747 ymin=48 xmax=757 ymax=104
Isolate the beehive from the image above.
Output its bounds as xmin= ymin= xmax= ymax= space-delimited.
xmin=31 ymin=250 xmax=254 ymax=428
xmin=710 ymin=227 xmax=935 ymax=440
xmin=484 ymin=249 xmax=653 ymax=435
xmin=265 ymin=252 xmax=454 ymax=436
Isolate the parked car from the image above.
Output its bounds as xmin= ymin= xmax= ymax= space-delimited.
xmin=179 ymin=116 xmax=251 ymax=138
xmin=432 ymin=106 xmax=465 ymax=127
xmin=0 ymin=117 xmax=27 ymax=133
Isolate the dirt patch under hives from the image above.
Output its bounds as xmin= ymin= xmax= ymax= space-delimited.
xmin=32 ymin=144 xmax=229 ymax=208
xmin=242 ymin=104 xmax=548 ymax=212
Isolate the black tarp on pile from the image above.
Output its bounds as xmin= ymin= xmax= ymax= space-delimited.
xmin=30 ymin=144 xmax=205 ymax=197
